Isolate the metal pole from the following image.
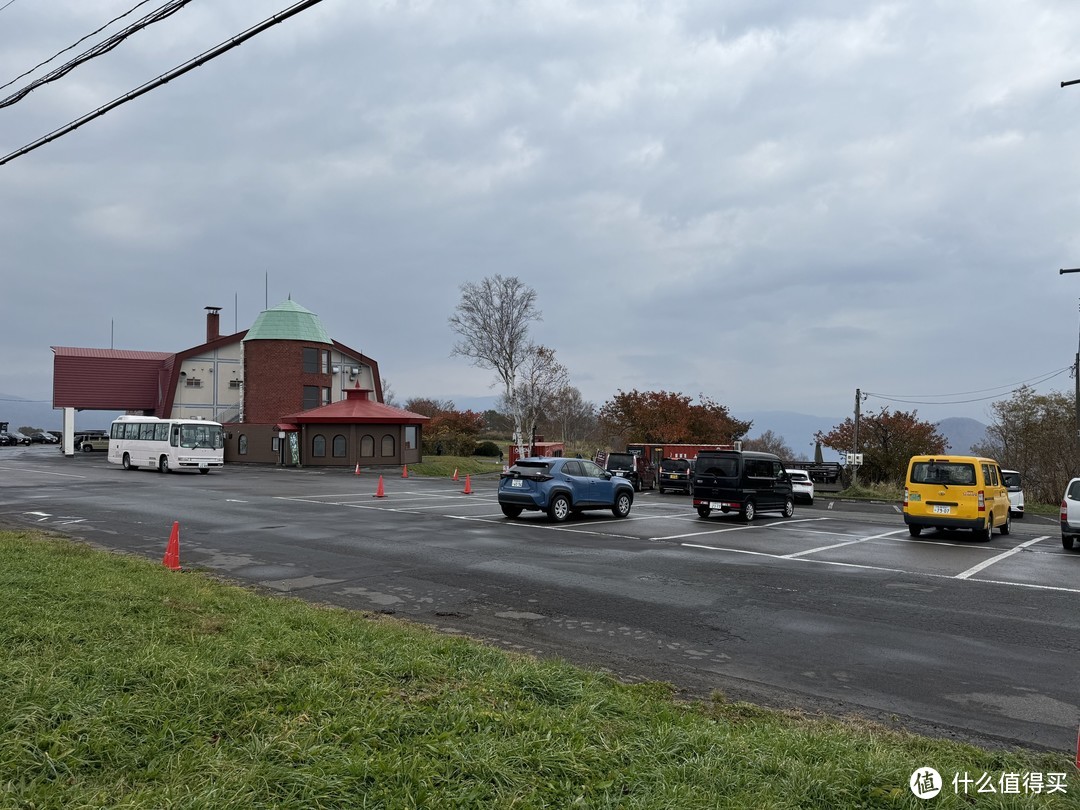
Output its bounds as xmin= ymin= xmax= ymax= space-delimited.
xmin=852 ymin=388 xmax=861 ymax=488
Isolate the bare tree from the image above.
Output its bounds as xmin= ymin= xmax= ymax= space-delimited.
xmin=542 ymin=385 xmax=598 ymax=445
xmin=380 ymin=376 xmax=397 ymax=407
xmin=741 ymin=430 xmax=795 ymax=460
xmin=448 ymin=275 xmax=540 ymax=458
xmin=509 ymin=345 xmax=569 ymax=450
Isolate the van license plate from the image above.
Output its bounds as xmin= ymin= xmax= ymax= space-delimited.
xmin=709 ymin=501 xmax=723 ymax=509
xmin=933 ymin=505 xmax=950 ymax=514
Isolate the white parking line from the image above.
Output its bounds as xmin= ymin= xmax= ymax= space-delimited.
xmin=780 ymin=528 xmax=909 ymax=559
xmin=954 ymin=537 xmax=1048 ymax=580
xmin=0 ymin=466 xmax=86 ymax=478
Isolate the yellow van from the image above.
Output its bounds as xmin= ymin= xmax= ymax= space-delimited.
xmin=902 ymin=455 xmax=1011 ymax=540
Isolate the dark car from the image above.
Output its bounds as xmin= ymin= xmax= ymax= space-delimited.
xmin=31 ymin=432 xmax=59 ymax=444
xmin=602 ymin=452 xmax=656 ymax=492
xmin=0 ymin=432 xmax=18 ymax=447
xmin=692 ymin=449 xmax=794 ymax=521
xmin=3 ymin=432 xmax=31 ymax=446
xmin=498 ymin=456 xmax=634 ymax=522
xmin=658 ymin=458 xmax=694 ymax=495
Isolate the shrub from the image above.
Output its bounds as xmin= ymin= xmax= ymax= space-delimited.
xmin=474 ymin=441 xmax=502 ymax=457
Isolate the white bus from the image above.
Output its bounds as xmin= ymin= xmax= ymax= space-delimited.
xmin=109 ymin=416 xmax=225 ymax=474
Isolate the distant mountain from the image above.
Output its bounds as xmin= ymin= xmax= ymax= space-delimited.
xmin=738 ymin=410 xmax=989 ymax=460
xmin=936 ymin=417 xmax=988 ymax=454
xmin=0 ymin=393 xmax=116 ymax=432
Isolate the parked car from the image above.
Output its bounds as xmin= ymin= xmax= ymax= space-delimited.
xmin=786 ymin=468 xmax=815 ymax=505
xmin=1060 ymin=478 xmax=1080 ymax=550
xmin=0 ymin=432 xmax=19 ymax=446
xmin=658 ymin=458 xmax=694 ymax=495
xmin=32 ymin=432 xmax=59 ymax=444
xmin=4 ymin=432 xmax=31 ymax=445
xmin=902 ymin=455 xmax=1010 ymax=540
xmin=498 ymin=456 xmax=634 ymax=522
xmin=1001 ymin=469 xmax=1024 ymax=518
xmin=77 ymin=435 xmax=110 ymax=452
xmin=692 ymin=449 xmax=794 ymax=521
xmin=602 ymin=451 xmax=656 ymax=492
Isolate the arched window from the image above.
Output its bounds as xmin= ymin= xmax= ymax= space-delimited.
xmin=238 ymin=434 xmax=248 ymax=455
xmin=312 ymin=434 xmax=326 ymax=458
xmin=381 ymin=435 xmax=395 ymax=457
xmin=360 ymin=435 xmax=375 ymax=457
xmin=332 ymin=435 xmax=346 ymax=458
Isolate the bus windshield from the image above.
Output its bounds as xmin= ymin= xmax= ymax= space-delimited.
xmin=180 ymin=423 xmax=224 ymax=450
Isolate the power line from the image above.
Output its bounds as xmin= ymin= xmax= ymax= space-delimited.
xmin=0 ymin=0 xmax=158 ymax=93
xmin=865 ymin=366 xmax=1072 ymax=406
xmin=0 ymin=0 xmax=194 ymax=109
xmin=0 ymin=0 xmax=20 ymax=13
xmin=0 ymin=0 xmax=328 ymax=166
xmin=866 ymin=366 xmax=1073 ymax=400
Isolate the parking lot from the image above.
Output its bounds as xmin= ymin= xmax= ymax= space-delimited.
xmin=2 ymin=445 xmax=1078 ymax=752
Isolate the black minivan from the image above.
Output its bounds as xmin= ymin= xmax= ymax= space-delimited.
xmin=692 ymin=449 xmax=794 ymax=521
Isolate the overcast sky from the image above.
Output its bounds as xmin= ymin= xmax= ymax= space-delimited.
xmin=3 ymin=0 xmax=1080 ymax=429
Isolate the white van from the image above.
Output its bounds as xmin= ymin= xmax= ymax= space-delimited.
xmin=1001 ymin=469 xmax=1024 ymax=518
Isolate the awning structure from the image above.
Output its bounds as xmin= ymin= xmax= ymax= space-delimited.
xmin=274 ymin=423 xmax=299 ymax=431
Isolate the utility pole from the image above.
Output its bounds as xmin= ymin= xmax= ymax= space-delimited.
xmin=852 ymin=388 xmax=861 ymax=488
xmin=1060 ymin=271 xmax=1080 ymax=438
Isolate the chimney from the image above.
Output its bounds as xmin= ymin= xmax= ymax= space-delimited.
xmin=205 ymin=306 xmax=221 ymax=342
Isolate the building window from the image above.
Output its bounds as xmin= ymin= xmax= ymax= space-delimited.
xmin=404 ymin=425 xmax=418 ymax=451
xmin=185 ymin=377 xmax=202 ymax=388
xmin=321 ymin=350 xmax=330 ymax=374
xmin=272 ymin=436 xmax=280 ymax=452
xmin=333 ymin=435 xmax=346 ymax=457
xmin=303 ymin=386 xmax=320 ymax=410
xmin=322 ymin=387 xmax=331 ymax=406
xmin=229 ymin=379 xmax=242 ymax=389
xmin=361 ymin=435 xmax=374 ymax=457
xmin=312 ymin=435 xmax=326 ymax=458
xmin=303 ymin=347 xmax=318 ymax=373
xmin=381 ymin=435 xmax=395 ymax=457
xmin=238 ymin=434 xmax=248 ymax=455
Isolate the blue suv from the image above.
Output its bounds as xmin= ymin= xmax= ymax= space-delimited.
xmin=498 ymin=457 xmax=635 ymax=522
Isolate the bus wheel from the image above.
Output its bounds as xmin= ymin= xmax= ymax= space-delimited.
xmin=122 ymin=453 xmax=132 ymax=470
xmin=158 ymin=456 xmax=169 ymax=474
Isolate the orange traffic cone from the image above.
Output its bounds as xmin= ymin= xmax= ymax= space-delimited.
xmin=452 ymin=468 xmax=459 ymax=481
xmin=163 ymin=521 xmax=181 ymax=571
xmin=354 ymin=463 xmax=361 ymax=475
xmin=462 ymin=474 xmax=472 ymax=495
xmin=402 ymin=465 xmax=409 ymax=479
xmin=373 ymin=475 xmax=386 ymax=498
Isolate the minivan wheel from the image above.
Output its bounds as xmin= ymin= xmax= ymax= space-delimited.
xmin=1064 ymin=534 xmax=1076 ymax=550
xmin=999 ymin=511 xmax=1011 ymax=536
xmin=612 ymin=492 xmax=632 ymax=518
xmin=781 ymin=497 xmax=794 ymax=519
xmin=975 ymin=517 xmax=993 ymax=542
xmin=696 ymin=505 xmax=711 ymax=519
xmin=548 ymin=494 xmax=571 ymax=523
xmin=741 ymin=500 xmax=756 ymax=522
xmin=908 ymin=524 xmax=922 ymax=537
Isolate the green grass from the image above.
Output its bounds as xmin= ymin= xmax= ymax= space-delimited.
xmin=1 ymin=530 xmax=1077 ymax=809
xmin=405 ymin=454 xmax=505 ymax=478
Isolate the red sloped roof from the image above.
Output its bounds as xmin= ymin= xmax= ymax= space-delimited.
xmin=280 ymin=394 xmax=430 ymax=425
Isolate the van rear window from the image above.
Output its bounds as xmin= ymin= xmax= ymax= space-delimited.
xmin=697 ymin=456 xmax=738 ymax=477
xmin=911 ymin=461 xmax=976 ymax=486
xmin=661 ymin=459 xmax=691 ymax=472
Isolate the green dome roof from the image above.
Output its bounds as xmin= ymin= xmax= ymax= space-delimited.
xmin=243 ymin=299 xmax=331 ymax=344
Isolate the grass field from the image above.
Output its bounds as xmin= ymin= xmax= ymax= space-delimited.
xmin=1 ymin=529 xmax=1076 ymax=809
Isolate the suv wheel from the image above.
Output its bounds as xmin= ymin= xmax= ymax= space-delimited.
xmin=500 ymin=504 xmax=522 ymax=519
xmin=696 ymin=505 xmax=711 ymax=519
xmin=741 ymin=500 xmax=756 ymax=522
xmin=547 ymin=493 xmax=571 ymax=523
xmin=612 ymin=491 xmax=632 ymax=518
xmin=1064 ymin=534 xmax=1076 ymax=551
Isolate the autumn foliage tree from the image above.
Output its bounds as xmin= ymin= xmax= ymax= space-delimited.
xmin=972 ymin=386 xmax=1080 ymax=504
xmin=597 ymin=390 xmax=751 ymax=447
xmin=815 ymin=406 xmax=947 ymax=484
xmin=404 ymin=398 xmax=486 ymax=456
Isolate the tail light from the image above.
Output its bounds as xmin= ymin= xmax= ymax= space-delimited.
xmin=977 ymin=491 xmax=985 ymax=512
xmin=1062 ymin=500 xmax=1069 ymax=521
xmin=902 ymin=488 xmax=908 ymax=508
